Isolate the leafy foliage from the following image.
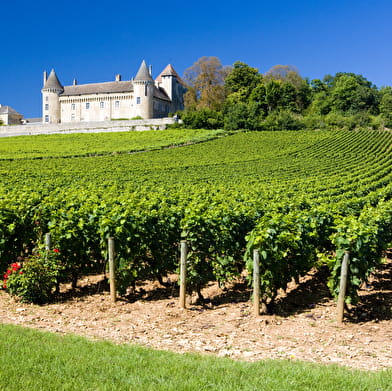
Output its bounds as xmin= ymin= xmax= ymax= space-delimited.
xmin=180 ymin=57 xmax=390 ymax=131
xmin=4 ymin=249 xmax=63 ymax=304
xmin=1 ymin=129 xmax=392 ymax=303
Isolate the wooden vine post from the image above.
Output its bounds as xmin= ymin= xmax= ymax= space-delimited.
xmin=179 ymin=240 xmax=188 ymax=309
xmin=337 ymin=251 xmax=350 ymax=324
xmin=253 ymin=249 xmax=261 ymax=316
xmin=45 ymin=232 xmax=51 ymax=251
xmin=108 ymin=237 xmax=117 ymax=303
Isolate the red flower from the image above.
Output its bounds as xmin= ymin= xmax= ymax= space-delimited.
xmin=53 ymin=248 xmax=60 ymax=253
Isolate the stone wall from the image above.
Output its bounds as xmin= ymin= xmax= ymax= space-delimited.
xmin=0 ymin=117 xmax=179 ymax=137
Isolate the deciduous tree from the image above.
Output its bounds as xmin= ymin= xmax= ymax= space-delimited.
xmin=183 ymin=56 xmax=229 ymax=111
xmin=224 ymin=61 xmax=262 ymax=97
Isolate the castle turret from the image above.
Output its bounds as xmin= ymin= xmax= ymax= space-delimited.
xmin=133 ymin=60 xmax=154 ymax=119
xmin=156 ymin=64 xmax=186 ymax=113
xmin=41 ymin=69 xmax=63 ymax=123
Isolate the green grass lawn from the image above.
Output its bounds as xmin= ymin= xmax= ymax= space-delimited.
xmin=0 ymin=323 xmax=390 ymax=391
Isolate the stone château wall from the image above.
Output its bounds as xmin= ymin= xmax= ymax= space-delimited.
xmin=0 ymin=117 xmax=179 ymax=137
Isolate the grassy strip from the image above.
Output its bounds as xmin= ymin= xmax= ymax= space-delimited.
xmin=0 ymin=323 xmax=390 ymax=391
xmin=0 ymin=128 xmax=225 ymax=160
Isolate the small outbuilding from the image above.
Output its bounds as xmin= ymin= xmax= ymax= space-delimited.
xmin=0 ymin=104 xmax=23 ymax=125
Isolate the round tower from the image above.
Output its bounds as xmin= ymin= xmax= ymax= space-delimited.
xmin=133 ymin=60 xmax=154 ymax=119
xmin=41 ymin=69 xmax=63 ymax=124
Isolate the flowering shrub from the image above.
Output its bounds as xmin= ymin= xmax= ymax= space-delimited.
xmin=4 ymin=248 xmax=63 ymax=304
xmin=3 ymin=262 xmax=22 ymax=289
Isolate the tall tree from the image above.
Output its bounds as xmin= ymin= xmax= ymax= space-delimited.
xmin=183 ymin=56 xmax=229 ymax=111
xmin=224 ymin=61 xmax=262 ymax=97
xmin=264 ymin=65 xmax=301 ymax=86
xmin=330 ymin=73 xmax=378 ymax=114
xmin=264 ymin=65 xmax=311 ymax=112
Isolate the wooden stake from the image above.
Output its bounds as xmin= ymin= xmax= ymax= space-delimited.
xmin=108 ymin=237 xmax=117 ymax=303
xmin=45 ymin=232 xmax=51 ymax=251
xmin=337 ymin=251 xmax=350 ymax=324
xmin=179 ymin=240 xmax=188 ymax=309
xmin=253 ymin=249 xmax=261 ymax=316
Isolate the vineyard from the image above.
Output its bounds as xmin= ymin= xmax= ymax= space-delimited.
xmin=1 ymin=128 xmax=392 ymax=309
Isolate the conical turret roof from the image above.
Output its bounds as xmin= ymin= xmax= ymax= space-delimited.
xmin=43 ymin=69 xmax=63 ymax=90
xmin=134 ymin=60 xmax=153 ymax=81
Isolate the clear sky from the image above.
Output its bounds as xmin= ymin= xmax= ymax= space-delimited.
xmin=1 ymin=0 xmax=391 ymax=118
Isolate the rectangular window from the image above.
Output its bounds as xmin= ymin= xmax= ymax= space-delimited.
xmin=136 ymin=97 xmax=141 ymax=104
xmin=44 ymin=115 xmax=49 ymax=123
xmin=71 ymin=103 xmax=75 ymax=110
xmin=45 ymin=104 xmax=49 ymax=110
xmin=71 ymin=113 xmax=75 ymax=121
xmin=115 ymin=100 xmax=120 ymax=108
xmin=45 ymin=96 xmax=48 ymax=102
xmin=86 ymin=102 xmax=90 ymax=109
xmin=100 ymin=101 xmax=105 ymax=109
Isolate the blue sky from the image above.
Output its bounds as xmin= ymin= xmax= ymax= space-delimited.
xmin=1 ymin=0 xmax=391 ymax=118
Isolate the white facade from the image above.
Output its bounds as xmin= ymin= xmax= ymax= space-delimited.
xmin=42 ymin=61 xmax=186 ymax=124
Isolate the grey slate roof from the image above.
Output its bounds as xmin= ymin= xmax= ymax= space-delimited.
xmin=0 ymin=105 xmax=21 ymax=115
xmin=62 ymin=81 xmax=134 ymax=96
xmin=134 ymin=60 xmax=153 ymax=81
xmin=43 ymin=69 xmax=63 ymax=90
xmin=153 ymin=86 xmax=170 ymax=101
xmin=61 ymin=81 xmax=170 ymax=101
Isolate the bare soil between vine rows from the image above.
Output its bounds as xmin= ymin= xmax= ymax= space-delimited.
xmin=1 ymin=260 xmax=391 ymax=372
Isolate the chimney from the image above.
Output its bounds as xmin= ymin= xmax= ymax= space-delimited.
xmin=43 ymin=71 xmax=47 ymax=86
xmin=115 ymin=74 xmax=121 ymax=81
xmin=149 ymin=65 xmax=152 ymax=77
xmin=73 ymin=78 xmax=78 ymax=85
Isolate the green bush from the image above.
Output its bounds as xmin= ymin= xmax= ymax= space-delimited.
xmin=323 ymin=112 xmax=356 ymax=130
xmin=260 ymin=110 xmax=304 ymax=131
xmin=4 ymin=249 xmax=63 ymax=304
xmin=224 ymin=102 xmax=250 ymax=130
xmin=302 ymin=114 xmax=328 ymax=130
xmin=370 ymin=115 xmax=384 ymax=130
xmin=181 ymin=109 xmax=223 ymax=129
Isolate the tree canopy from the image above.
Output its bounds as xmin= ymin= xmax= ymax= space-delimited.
xmin=183 ymin=56 xmax=229 ymax=111
xmin=179 ymin=56 xmax=391 ymax=131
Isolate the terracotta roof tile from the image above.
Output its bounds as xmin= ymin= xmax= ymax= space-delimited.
xmin=155 ymin=64 xmax=185 ymax=85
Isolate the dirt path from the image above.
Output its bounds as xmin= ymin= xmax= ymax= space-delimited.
xmin=1 ymin=262 xmax=391 ymax=372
